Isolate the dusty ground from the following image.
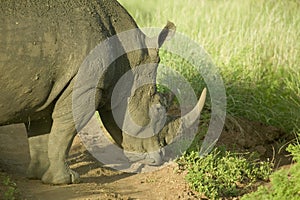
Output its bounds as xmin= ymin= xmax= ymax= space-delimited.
xmin=0 ymin=116 xmax=293 ymax=200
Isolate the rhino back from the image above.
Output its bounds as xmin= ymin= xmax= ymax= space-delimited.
xmin=0 ymin=0 xmax=142 ymax=125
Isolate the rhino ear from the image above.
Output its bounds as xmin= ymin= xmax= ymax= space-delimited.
xmin=158 ymin=21 xmax=176 ymax=48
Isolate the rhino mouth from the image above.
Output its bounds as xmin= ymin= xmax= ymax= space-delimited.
xmin=124 ymin=148 xmax=165 ymax=166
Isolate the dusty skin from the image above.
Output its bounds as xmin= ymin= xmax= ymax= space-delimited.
xmin=0 ymin=116 xmax=292 ymax=200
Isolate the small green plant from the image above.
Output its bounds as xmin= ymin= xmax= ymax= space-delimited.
xmin=177 ymin=147 xmax=273 ymax=199
xmin=0 ymin=173 xmax=19 ymax=200
xmin=242 ymin=130 xmax=300 ymax=200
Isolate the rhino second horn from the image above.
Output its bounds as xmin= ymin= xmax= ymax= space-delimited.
xmin=182 ymin=88 xmax=207 ymax=128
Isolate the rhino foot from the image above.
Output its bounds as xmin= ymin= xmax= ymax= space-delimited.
xmin=41 ymin=163 xmax=80 ymax=184
xmin=27 ymin=162 xmax=49 ymax=180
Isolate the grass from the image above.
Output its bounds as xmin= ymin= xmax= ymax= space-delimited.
xmin=118 ymin=0 xmax=300 ymax=199
xmin=119 ymin=0 xmax=300 ymax=132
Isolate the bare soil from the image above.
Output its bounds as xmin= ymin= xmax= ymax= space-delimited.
xmin=0 ymin=116 xmax=293 ymax=200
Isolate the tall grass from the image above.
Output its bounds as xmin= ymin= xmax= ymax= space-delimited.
xmin=119 ymin=0 xmax=300 ymax=133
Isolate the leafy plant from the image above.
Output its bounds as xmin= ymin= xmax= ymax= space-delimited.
xmin=177 ymin=147 xmax=272 ymax=199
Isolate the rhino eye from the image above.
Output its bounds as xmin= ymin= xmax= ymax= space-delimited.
xmin=160 ymin=137 xmax=167 ymax=147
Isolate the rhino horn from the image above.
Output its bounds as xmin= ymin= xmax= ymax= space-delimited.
xmin=181 ymin=87 xmax=207 ymax=128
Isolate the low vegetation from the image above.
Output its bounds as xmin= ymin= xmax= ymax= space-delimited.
xmin=178 ymin=148 xmax=272 ymax=199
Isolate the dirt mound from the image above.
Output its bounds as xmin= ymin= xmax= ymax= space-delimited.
xmin=217 ymin=116 xmax=293 ymax=168
xmin=0 ymin=116 xmax=293 ymax=200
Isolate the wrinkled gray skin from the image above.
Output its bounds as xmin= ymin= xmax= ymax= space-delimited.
xmin=0 ymin=0 xmax=206 ymax=184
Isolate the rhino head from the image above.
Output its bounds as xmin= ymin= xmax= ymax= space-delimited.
xmin=94 ymin=22 xmax=207 ymax=166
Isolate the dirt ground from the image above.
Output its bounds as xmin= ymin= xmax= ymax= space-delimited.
xmin=0 ymin=116 xmax=293 ymax=200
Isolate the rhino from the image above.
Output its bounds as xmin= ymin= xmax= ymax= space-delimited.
xmin=0 ymin=0 xmax=206 ymax=184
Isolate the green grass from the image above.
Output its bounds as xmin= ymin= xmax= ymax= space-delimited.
xmin=119 ymin=0 xmax=300 ymax=133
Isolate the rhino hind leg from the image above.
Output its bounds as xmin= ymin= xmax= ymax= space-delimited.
xmin=26 ymin=118 xmax=52 ymax=179
xmin=27 ymin=134 xmax=50 ymax=179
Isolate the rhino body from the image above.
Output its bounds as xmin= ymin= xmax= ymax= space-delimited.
xmin=0 ymin=0 xmax=206 ymax=184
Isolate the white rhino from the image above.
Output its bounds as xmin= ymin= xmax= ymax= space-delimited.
xmin=0 ymin=0 xmax=206 ymax=184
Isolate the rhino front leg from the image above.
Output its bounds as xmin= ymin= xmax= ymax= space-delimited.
xmin=41 ymin=119 xmax=79 ymax=184
xmin=26 ymin=118 xmax=52 ymax=179
xmin=41 ymin=87 xmax=79 ymax=184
